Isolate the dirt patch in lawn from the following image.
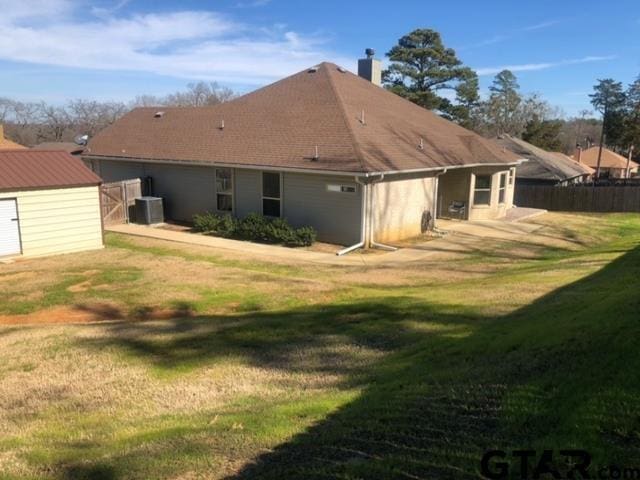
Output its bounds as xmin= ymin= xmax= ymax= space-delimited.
xmin=0 ymin=303 xmax=194 ymax=325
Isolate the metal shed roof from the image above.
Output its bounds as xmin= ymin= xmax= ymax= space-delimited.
xmin=0 ymin=150 xmax=102 ymax=192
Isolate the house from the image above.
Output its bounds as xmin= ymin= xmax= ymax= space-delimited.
xmin=494 ymin=134 xmax=593 ymax=186
xmin=0 ymin=125 xmax=27 ymax=150
xmin=574 ymin=146 xmax=639 ymax=179
xmin=0 ymin=150 xmax=103 ymax=259
xmin=83 ymin=55 xmax=523 ymax=249
xmin=32 ymin=142 xmax=86 ymax=155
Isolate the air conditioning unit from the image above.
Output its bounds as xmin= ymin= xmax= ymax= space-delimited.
xmin=135 ymin=197 xmax=164 ymax=225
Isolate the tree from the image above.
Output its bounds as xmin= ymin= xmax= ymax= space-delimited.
xmin=590 ymin=78 xmax=626 ymax=177
xmin=486 ymin=70 xmax=523 ymax=136
xmin=522 ymin=118 xmax=563 ymax=151
xmin=623 ymin=76 xmax=640 ymax=153
xmin=382 ymin=29 xmax=478 ymax=123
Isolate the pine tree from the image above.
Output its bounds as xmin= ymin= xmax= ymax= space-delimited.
xmin=383 ymin=29 xmax=478 ymax=124
xmin=487 ymin=70 xmax=523 ymax=136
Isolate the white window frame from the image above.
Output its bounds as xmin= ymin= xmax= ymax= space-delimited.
xmin=509 ymin=167 xmax=516 ymax=185
xmin=215 ymin=167 xmax=234 ymax=214
xmin=498 ymin=172 xmax=508 ymax=204
xmin=261 ymin=171 xmax=283 ymax=218
xmin=473 ymin=174 xmax=492 ymax=206
xmin=327 ymin=183 xmax=357 ymax=194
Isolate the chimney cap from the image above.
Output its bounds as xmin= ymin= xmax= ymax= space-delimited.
xmin=365 ymin=48 xmax=375 ymax=58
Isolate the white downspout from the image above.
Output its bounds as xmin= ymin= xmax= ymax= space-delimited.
xmin=368 ymin=174 xmax=398 ymax=251
xmin=336 ymin=176 xmax=368 ymax=256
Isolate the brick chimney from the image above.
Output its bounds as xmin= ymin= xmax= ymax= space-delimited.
xmin=574 ymin=144 xmax=582 ymax=163
xmin=358 ymin=48 xmax=382 ymax=87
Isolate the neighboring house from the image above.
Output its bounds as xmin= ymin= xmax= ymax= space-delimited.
xmin=0 ymin=150 xmax=103 ymax=259
xmin=84 ymin=56 xmax=523 ymax=248
xmin=574 ymin=146 xmax=639 ymax=179
xmin=495 ymin=134 xmax=593 ymax=186
xmin=32 ymin=142 xmax=86 ymax=155
xmin=0 ymin=125 xmax=27 ymax=150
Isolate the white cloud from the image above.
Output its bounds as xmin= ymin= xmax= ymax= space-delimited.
xmin=522 ymin=20 xmax=561 ymax=31
xmin=236 ymin=0 xmax=272 ymax=7
xmin=476 ymin=55 xmax=617 ymax=76
xmin=0 ymin=1 xmax=350 ymax=85
xmin=458 ymin=19 xmax=560 ymax=51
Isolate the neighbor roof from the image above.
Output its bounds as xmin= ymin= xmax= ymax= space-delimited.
xmin=32 ymin=142 xmax=86 ymax=155
xmin=495 ymin=135 xmax=593 ymax=182
xmin=86 ymin=62 xmax=520 ymax=174
xmin=576 ymin=146 xmax=639 ymax=170
xmin=0 ymin=126 xmax=27 ymax=151
xmin=0 ymin=150 xmax=102 ymax=192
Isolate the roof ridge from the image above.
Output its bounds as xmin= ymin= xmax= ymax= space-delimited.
xmin=323 ymin=65 xmax=370 ymax=173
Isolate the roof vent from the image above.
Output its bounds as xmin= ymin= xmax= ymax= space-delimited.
xmin=154 ymin=111 xmax=165 ymax=118
xmin=337 ymin=66 xmax=347 ymax=73
xmin=308 ymin=66 xmax=319 ymax=73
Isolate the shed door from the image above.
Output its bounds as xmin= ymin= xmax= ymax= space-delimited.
xmin=0 ymin=199 xmax=21 ymax=257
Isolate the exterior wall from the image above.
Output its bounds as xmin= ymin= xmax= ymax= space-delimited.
xmin=467 ymin=166 xmax=515 ymax=221
xmin=234 ymin=168 xmax=262 ymax=218
xmin=0 ymin=186 xmax=103 ymax=258
xmin=437 ymin=169 xmax=472 ymax=219
xmin=96 ymin=160 xmax=216 ymax=222
xmin=438 ymin=166 xmax=515 ymax=221
xmin=283 ymin=172 xmax=362 ymax=245
xmin=93 ymin=159 xmax=362 ymax=245
xmin=372 ymin=173 xmax=436 ymax=242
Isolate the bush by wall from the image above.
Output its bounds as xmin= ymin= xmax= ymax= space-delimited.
xmin=193 ymin=212 xmax=317 ymax=247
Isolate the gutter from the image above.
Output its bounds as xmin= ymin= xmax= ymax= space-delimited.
xmin=83 ymin=154 xmax=527 ymax=178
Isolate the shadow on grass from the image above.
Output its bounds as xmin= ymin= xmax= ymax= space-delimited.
xmin=57 ymin=245 xmax=640 ymax=479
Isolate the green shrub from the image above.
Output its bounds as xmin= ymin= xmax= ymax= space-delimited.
xmin=236 ymin=213 xmax=270 ymax=242
xmin=289 ymin=226 xmax=317 ymax=247
xmin=193 ymin=212 xmax=221 ymax=233
xmin=264 ymin=218 xmax=295 ymax=244
xmin=216 ymin=214 xmax=237 ymax=237
xmin=192 ymin=212 xmax=315 ymax=247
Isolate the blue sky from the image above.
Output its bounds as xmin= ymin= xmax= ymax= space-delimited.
xmin=1 ymin=0 xmax=638 ymax=116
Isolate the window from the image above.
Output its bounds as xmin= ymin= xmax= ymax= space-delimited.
xmin=216 ymin=168 xmax=233 ymax=212
xmin=473 ymin=175 xmax=492 ymax=205
xmin=327 ymin=184 xmax=357 ymax=193
xmin=509 ymin=167 xmax=515 ymax=185
xmin=498 ymin=172 xmax=507 ymax=204
xmin=262 ymin=172 xmax=281 ymax=217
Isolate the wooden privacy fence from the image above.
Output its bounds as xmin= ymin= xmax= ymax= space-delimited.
xmin=101 ymin=178 xmax=142 ymax=225
xmin=515 ymin=185 xmax=640 ymax=212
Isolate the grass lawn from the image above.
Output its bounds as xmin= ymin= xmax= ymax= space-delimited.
xmin=0 ymin=212 xmax=639 ymax=479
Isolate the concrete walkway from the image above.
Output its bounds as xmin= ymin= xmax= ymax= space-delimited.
xmin=107 ymin=210 xmax=549 ymax=266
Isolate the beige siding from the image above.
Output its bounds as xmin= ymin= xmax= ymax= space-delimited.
xmin=372 ymin=173 xmax=436 ymax=242
xmin=0 ymin=186 xmax=103 ymax=258
xmin=438 ymin=166 xmax=515 ymax=221
xmin=467 ymin=167 xmax=515 ymax=221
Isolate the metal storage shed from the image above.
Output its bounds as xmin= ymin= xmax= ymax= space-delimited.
xmin=0 ymin=150 xmax=103 ymax=259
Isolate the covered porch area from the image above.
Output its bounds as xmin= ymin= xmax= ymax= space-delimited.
xmin=436 ymin=165 xmax=517 ymax=221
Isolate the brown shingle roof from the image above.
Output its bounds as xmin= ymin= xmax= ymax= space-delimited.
xmin=86 ymin=62 xmax=520 ymax=174
xmin=0 ymin=150 xmax=102 ymax=192
xmin=495 ymin=134 xmax=593 ymax=182
xmin=576 ymin=146 xmax=639 ymax=170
